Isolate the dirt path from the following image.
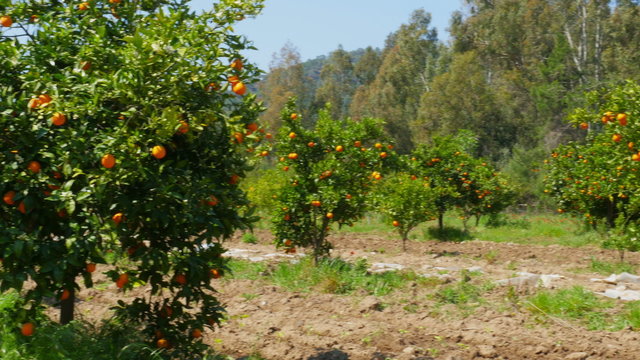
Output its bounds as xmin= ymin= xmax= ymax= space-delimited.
xmin=209 ymin=231 xmax=640 ymax=360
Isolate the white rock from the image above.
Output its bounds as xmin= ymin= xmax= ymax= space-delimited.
xmin=596 ymin=286 xmax=640 ymax=301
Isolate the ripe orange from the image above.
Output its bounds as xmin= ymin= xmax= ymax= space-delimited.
xmin=116 ymin=273 xmax=128 ymax=288
xmin=629 ymin=142 xmax=635 ymax=151
xmin=308 ymin=141 xmax=315 ymax=147
xmin=336 ymin=145 xmax=344 ymax=152
xmin=579 ymin=122 xmax=588 ymax=130
xmin=291 ymin=113 xmax=298 ymax=120
xmin=288 ymin=153 xmax=298 ymax=160
xmin=265 ymin=133 xmax=273 ymax=139
xmin=326 ymin=212 xmax=334 ymax=219
xmin=311 ymin=200 xmax=321 ymax=207
xmin=288 ymin=132 xmax=296 ymax=139
xmin=28 ymin=98 xmax=41 ymax=109
xmin=17 ymin=201 xmax=26 ymax=214
xmin=3 ymin=191 xmax=16 ymax=205
xmin=86 ymin=263 xmax=96 ymax=273
xmin=157 ymin=338 xmax=169 ymax=348
xmin=232 ymin=82 xmax=246 ymax=96
xmin=207 ymin=195 xmax=218 ymax=206
xmin=38 ymin=94 xmax=52 ymax=105
xmin=174 ymin=274 xmax=187 ymax=285
xmin=282 ymin=166 xmax=289 ymax=172
xmin=228 ymin=75 xmax=240 ymax=84
xmin=27 ymin=161 xmax=41 ymax=174
xmin=0 ymin=15 xmax=12 ymax=27
xmin=374 ymin=143 xmax=383 ymax=149
xmin=260 ymin=150 xmax=269 ymax=157
xmin=612 ymin=134 xmax=622 ymax=143
xmin=230 ymin=58 xmax=243 ymax=70
xmin=51 ymin=112 xmax=67 ymax=126
xmin=345 ymin=194 xmax=352 ymax=199
xmin=178 ymin=120 xmax=189 ymax=134
xmin=618 ymin=113 xmax=628 ymax=126
xmin=229 ymin=174 xmax=240 ymax=185
xmin=354 ymin=140 xmax=362 ymax=147
xmin=380 ymin=152 xmax=387 ymax=158
xmin=206 ymin=82 xmax=218 ymax=91
xmin=246 ymin=122 xmax=258 ymax=132
xmin=101 ymin=154 xmax=116 ymax=169
xmin=191 ymin=328 xmax=203 ymax=338
xmin=60 ymin=289 xmax=71 ymax=301
xmin=151 ymin=145 xmax=166 ymax=159
xmin=80 ymin=61 xmax=92 ymax=71
xmin=112 ymin=212 xmax=124 ymax=225
xmin=78 ymin=2 xmax=89 ymax=10
xmin=109 ymin=0 xmax=121 ymax=3
xmin=57 ymin=209 xmax=67 ymax=218
xmin=233 ymin=132 xmax=244 ymax=144
xmin=633 ymin=153 xmax=640 ymax=162
xmin=210 ymin=268 xmax=221 ymax=279
xmin=284 ymin=239 xmax=292 ymax=247
xmin=21 ymin=322 xmax=34 ymax=336
xmin=392 ymin=220 xmax=400 ymax=227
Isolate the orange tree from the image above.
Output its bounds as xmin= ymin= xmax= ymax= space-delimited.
xmin=411 ymin=130 xmax=515 ymax=231
xmin=0 ymin=0 xmax=264 ymax=356
xmin=373 ymin=171 xmax=438 ymax=251
xmin=272 ymin=100 xmax=389 ymax=262
xmin=544 ymin=81 xmax=640 ymax=259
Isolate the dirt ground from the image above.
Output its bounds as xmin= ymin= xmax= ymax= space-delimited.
xmin=60 ymin=230 xmax=640 ymax=360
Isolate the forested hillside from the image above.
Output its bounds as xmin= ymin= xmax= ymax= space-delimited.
xmin=257 ymin=0 xmax=640 ymax=203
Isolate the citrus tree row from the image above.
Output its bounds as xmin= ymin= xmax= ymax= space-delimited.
xmin=268 ymin=103 xmax=515 ymax=256
xmin=1 ymin=0 xmax=265 ymax=357
xmin=545 ymin=81 xmax=640 ymax=260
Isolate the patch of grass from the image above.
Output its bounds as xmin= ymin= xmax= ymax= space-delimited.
xmin=425 ymin=226 xmax=473 ymax=242
xmin=434 ymin=280 xmax=494 ymax=305
xmin=226 ymin=259 xmax=268 ymax=281
xmin=588 ymin=257 xmax=637 ymax=275
xmin=241 ymin=232 xmax=258 ymax=244
xmin=525 ymin=286 xmax=614 ymax=330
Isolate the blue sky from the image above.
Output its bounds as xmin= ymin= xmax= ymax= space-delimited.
xmin=189 ymin=0 xmax=464 ymax=70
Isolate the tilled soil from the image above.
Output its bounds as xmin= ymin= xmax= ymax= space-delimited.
xmin=56 ymin=230 xmax=640 ymax=360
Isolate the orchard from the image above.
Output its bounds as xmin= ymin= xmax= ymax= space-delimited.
xmin=0 ymin=0 xmax=265 ymax=356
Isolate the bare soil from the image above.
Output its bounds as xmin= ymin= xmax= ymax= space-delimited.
xmin=57 ymin=230 xmax=640 ymax=360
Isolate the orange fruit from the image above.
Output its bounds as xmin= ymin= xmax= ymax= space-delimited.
xmin=629 ymin=142 xmax=635 ymax=151
xmin=354 ymin=140 xmax=362 ymax=147
xmin=380 ymin=152 xmax=387 ymax=158
xmin=0 ymin=16 xmax=12 ymax=27
xmin=178 ymin=121 xmax=189 ymax=134
xmin=57 ymin=209 xmax=67 ymax=218
xmin=206 ymin=195 xmax=218 ymax=206
xmin=174 ymin=274 xmax=187 ymax=285
xmin=392 ymin=220 xmax=400 ymax=227
xmin=101 ymin=154 xmax=116 ymax=169
xmin=205 ymin=82 xmax=218 ymax=91
xmin=260 ymin=150 xmax=269 ymax=157
xmin=311 ymin=200 xmax=321 ymax=207
xmin=345 ymin=194 xmax=352 ymax=199
xmin=29 ymin=15 xmax=39 ymax=23
xmin=112 ymin=212 xmax=124 ymax=225
xmin=52 ymin=171 xmax=63 ymax=179
xmin=228 ymin=75 xmax=240 ymax=84
xmin=633 ymin=153 xmax=640 ymax=162
xmin=60 ymin=289 xmax=71 ymax=301
xmin=233 ymin=132 xmax=244 ymax=144
xmin=191 ymin=328 xmax=203 ymax=338
xmin=290 ymin=113 xmax=298 ymax=120
xmin=232 ymin=82 xmax=246 ymax=96
xmin=288 ymin=132 xmax=296 ymax=139
xmin=17 ymin=201 xmax=26 ymax=214
xmin=230 ymin=58 xmax=243 ymax=70
xmin=612 ymin=134 xmax=622 ymax=143
xmin=151 ymin=145 xmax=166 ymax=159
xmin=307 ymin=141 xmax=315 ymax=147
xmin=374 ymin=143 xmax=383 ymax=149
xmin=78 ymin=2 xmax=89 ymax=10
xmin=618 ymin=113 xmax=628 ymax=126
xmin=326 ymin=212 xmax=334 ymax=219
xmin=246 ymin=123 xmax=258 ymax=132
xmin=38 ymin=94 xmax=52 ymax=105
xmin=157 ymin=338 xmax=169 ymax=348
xmin=229 ymin=174 xmax=240 ymax=185
xmin=27 ymin=161 xmax=41 ymax=174
xmin=3 ymin=191 xmax=16 ymax=205
xmin=287 ymin=153 xmax=298 ymax=160
xmin=80 ymin=61 xmax=91 ymax=70
xmin=579 ymin=122 xmax=588 ymax=130
xmin=265 ymin=133 xmax=273 ymax=139
xmin=116 ymin=273 xmax=128 ymax=288
xmin=336 ymin=145 xmax=344 ymax=152
xmin=282 ymin=166 xmax=289 ymax=172
xmin=51 ymin=112 xmax=67 ymax=126
xmin=284 ymin=239 xmax=292 ymax=247
xmin=28 ymin=98 xmax=41 ymax=109
xmin=109 ymin=0 xmax=121 ymax=3
xmin=210 ymin=268 xmax=221 ymax=279
xmin=21 ymin=322 xmax=34 ymax=336
xmin=86 ymin=263 xmax=96 ymax=273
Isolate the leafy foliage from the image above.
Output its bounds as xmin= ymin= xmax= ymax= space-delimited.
xmin=0 ymin=0 xmax=264 ymax=356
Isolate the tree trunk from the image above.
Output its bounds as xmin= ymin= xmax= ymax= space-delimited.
xmin=475 ymin=215 xmax=481 ymax=227
xmin=60 ymin=287 xmax=75 ymax=325
xmin=438 ymin=212 xmax=444 ymax=232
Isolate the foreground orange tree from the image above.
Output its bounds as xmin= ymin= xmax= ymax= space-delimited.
xmin=272 ymin=100 xmax=389 ymax=262
xmin=0 ymin=0 xmax=264 ymax=356
xmin=545 ymin=81 xmax=640 ymax=259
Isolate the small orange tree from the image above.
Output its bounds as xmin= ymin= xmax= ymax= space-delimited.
xmin=1 ymin=0 xmax=264 ymax=356
xmin=544 ymin=81 xmax=640 ymax=259
xmin=272 ymin=100 xmax=389 ymax=262
xmin=411 ymin=130 xmax=515 ymax=230
xmin=373 ymin=172 xmax=438 ymax=251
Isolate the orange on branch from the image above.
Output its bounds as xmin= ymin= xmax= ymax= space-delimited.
xmin=0 ymin=15 xmax=12 ymax=27
xmin=151 ymin=145 xmax=166 ymax=159
xmin=3 ymin=191 xmax=16 ymax=205
xmin=101 ymin=154 xmax=116 ymax=169
xmin=51 ymin=112 xmax=67 ymax=126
